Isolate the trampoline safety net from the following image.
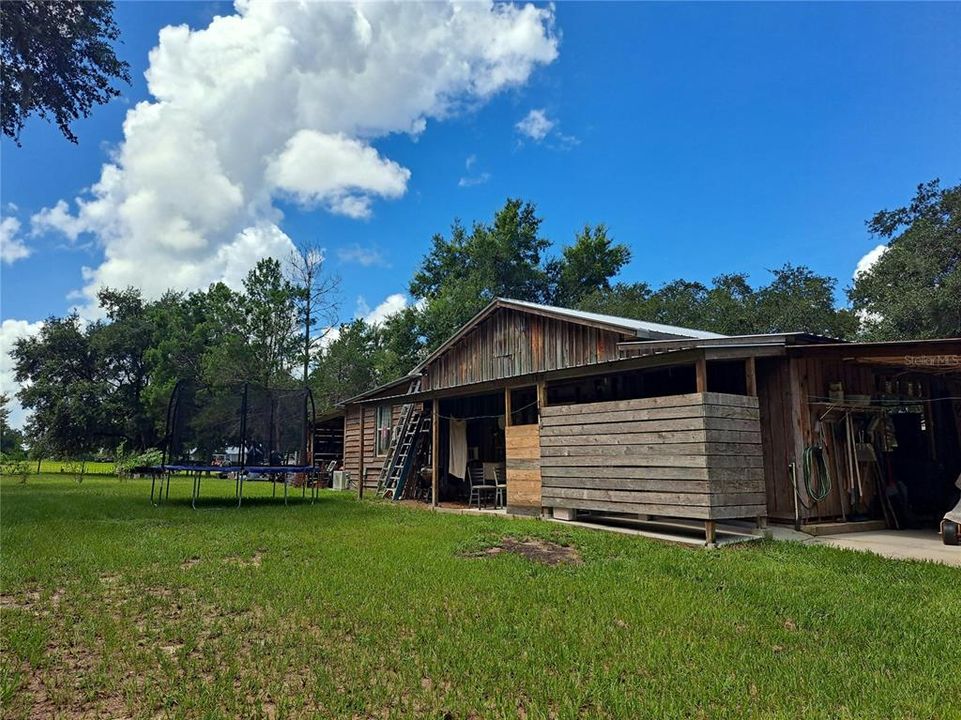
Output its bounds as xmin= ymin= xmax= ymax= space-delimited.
xmin=165 ymin=382 xmax=314 ymax=470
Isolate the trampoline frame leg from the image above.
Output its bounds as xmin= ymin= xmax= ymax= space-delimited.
xmin=151 ymin=472 xmax=173 ymax=507
xmin=237 ymin=475 xmax=245 ymax=508
xmin=192 ymin=472 xmax=201 ymax=510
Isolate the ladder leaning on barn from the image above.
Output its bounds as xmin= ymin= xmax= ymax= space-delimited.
xmin=377 ymin=377 xmax=430 ymax=500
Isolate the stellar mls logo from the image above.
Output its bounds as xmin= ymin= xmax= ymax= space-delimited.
xmin=904 ymin=355 xmax=961 ymax=367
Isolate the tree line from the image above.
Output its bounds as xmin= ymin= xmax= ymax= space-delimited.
xmin=3 ymin=180 xmax=958 ymax=461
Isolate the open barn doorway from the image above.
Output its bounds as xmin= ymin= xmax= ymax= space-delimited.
xmin=435 ymin=391 xmax=506 ymax=509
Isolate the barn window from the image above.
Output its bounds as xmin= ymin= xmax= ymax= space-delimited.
xmin=375 ymin=405 xmax=393 ymax=456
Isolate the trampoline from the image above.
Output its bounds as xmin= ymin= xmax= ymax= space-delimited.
xmin=151 ymin=381 xmax=318 ymax=508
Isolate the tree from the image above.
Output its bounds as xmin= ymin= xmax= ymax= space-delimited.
xmin=548 ymin=224 xmax=631 ymax=307
xmin=849 ymin=180 xmax=961 ymax=339
xmin=92 ymin=287 xmax=156 ymax=448
xmin=754 ymin=264 xmax=857 ymax=338
xmin=0 ymin=393 xmax=27 ymax=458
xmin=2 ymin=0 xmax=130 ymax=145
xmin=13 ymin=313 xmax=115 ymax=458
xmin=372 ymin=306 xmax=424 ymax=382
xmin=286 ymin=239 xmax=340 ymax=383
xmin=577 ymin=281 xmax=653 ymax=319
xmin=410 ymin=199 xmax=553 ymax=348
xmin=309 ymin=320 xmax=381 ymax=410
xmin=409 ymin=199 xmax=631 ymax=351
xmin=700 ymin=274 xmax=757 ymax=336
xmin=197 ymin=261 xmax=301 ymax=389
xmin=241 ymin=258 xmax=301 ymax=387
xmin=576 ymin=267 xmax=855 ymax=338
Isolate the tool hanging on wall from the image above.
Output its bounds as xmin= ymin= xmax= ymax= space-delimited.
xmin=844 ymin=412 xmax=863 ymax=514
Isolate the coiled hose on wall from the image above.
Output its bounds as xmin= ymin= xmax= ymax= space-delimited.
xmin=801 ymin=445 xmax=832 ymax=505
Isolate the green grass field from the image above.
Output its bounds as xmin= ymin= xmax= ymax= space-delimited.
xmin=1 ymin=476 xmax=958 ymax=719
xmin=1 ymin=459 xmax=118 ymax=476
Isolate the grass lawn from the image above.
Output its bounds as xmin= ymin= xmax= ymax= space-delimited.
xmin=1 ymin=476 xmax=958 ymax=719
xmin=2 ymin=460 xmax=118 ymax=477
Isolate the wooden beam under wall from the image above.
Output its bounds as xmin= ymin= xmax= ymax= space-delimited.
xmin=695 ymin=357 xmax=708 ymax=393
xmin=504 ymin=387 xmax=512 ymax=428
xmin=745 ymin=356 xmax=758 ymax=396
xmin=431 ymin=399 xmax=439 ymax=508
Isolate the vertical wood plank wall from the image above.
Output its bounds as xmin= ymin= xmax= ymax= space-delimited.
xmin=343 ymin=403 xmax=403 ymax=491
xmin=756 ymin=359 xmax=796 ymax=520
xmin=759 ymin=356 xmax=883 ymax=521
xmin=423 ymin=307 xmax=628 ymax=392
xmin=343 ymin=406 xmax=362 ymax=484
xmin=539 ymin=392 xmax=765 ymax=520
xmin=505 ymin=424 xmax=541 ymax=515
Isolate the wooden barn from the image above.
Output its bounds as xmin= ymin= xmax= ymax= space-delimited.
xmin=336 ymin=298 xmax=961 ymax=543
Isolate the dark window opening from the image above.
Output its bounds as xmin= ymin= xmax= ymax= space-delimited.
xmin=547 ymin=365 xmax=697 ymax=406
xmin=706 ymin=360 xmax=748 ymax=395
xmin=510 ymin=386 xmax=538 ymax=425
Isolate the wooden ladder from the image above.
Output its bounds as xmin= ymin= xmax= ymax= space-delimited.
xmin=377 ymin=378 xmax=426 ymax=500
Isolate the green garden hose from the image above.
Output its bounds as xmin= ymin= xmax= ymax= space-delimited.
xmin=802 ymin=445 xmax=832 ymax=504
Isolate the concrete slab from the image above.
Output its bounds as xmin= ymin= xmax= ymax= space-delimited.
xmin=812 ymin=529 xmax=961 ymax=567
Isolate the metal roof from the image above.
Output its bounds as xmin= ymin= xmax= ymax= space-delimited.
xmin=617 ymin=332 xmax=839 ymax=356
xmin=499 ymin=299 xmax=727 ymax=340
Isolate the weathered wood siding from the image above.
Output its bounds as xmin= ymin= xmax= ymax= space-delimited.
xmin=761 ymin=356 xmax=881 ymax=522
xmin=343 ymin=403 xmax=402 ymax=490
xmin=540 ymin=392 xmax=765 ymax=520
xmin=756 ymin=358 xmax=796 ymax=521
xmin=343 ymin=405 xmax=363 ymax=484
xmin=423 ymin=307 xmax=628 ymax=392
xmin=505 ymin=424 xmax=541 ymax=515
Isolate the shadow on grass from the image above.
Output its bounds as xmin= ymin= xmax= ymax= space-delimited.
xmin=165 ymin=495 xmax=320 ymax=510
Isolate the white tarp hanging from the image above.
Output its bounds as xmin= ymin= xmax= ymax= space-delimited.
xmin=448 ymin=419 xmax=468 ymax=480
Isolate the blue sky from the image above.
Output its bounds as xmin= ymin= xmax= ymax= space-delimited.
xmin=2 ymin=0 xmax=959 ymax=330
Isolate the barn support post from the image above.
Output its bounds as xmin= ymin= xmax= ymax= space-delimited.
xmin=745 ymin=356 xmax=757 ymax=397
xmin=504 ymin=387 xmax=512 ymax=428
xmin=705 ymin=520 xmax=717 ymax=547
xmin=695 ymin=357 xmax=708 ymax=393
xmin=536 ymin=380 xmax=547 ymax=423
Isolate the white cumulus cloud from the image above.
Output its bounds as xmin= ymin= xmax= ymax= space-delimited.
xmin=356 ymin=293 xmax=408 ymax=326
xmin=515 ymin=108 xmax=555 ymax=141
xmin=30 ymin=200 xmax=87 ymax=242
xmin=0 ymin=318 xmax=44 ymax=429
xmin=29 ymin=1 xmax=559 ymax=314
xmin=1 ymin=216 xmax=30 ymax=264
xmin=854 ymin=244 xmax=888 ymax=279
xmin=320 ymin=291 xmax=409 ymax=348
xmin=267 ymin=131 xmax=410 ymax=219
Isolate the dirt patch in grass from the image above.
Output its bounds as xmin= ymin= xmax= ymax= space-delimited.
xmin=465 ymin=537 xmax=581 ymax=566
xmin=224 ymin=550 xmax=263 ymax=568
xmin=0 ymin=588 xmax=64 ymax=616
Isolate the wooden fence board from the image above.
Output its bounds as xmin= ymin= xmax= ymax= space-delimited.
xmin=540 ymin=392 xmax=766 ymax=521
xmin=505 ymin=423 xmax=541 ymax=510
